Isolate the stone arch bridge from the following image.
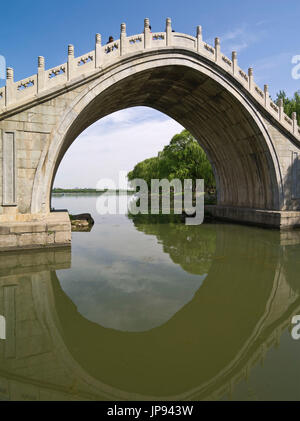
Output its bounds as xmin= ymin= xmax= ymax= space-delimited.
xmin=0 ymin=18 xmax=300 ymax=250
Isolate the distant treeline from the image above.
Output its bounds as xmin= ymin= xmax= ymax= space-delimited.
xmin=52 ymin=188 xmax=133 ymax=193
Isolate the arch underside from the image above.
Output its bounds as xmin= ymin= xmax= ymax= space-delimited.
xmin=52 ymin=64 xmax=279 ymax=210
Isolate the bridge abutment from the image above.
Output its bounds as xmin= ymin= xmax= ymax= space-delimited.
xmin=205 ymin=206 xmax=300 ymax=229
xmin=0 ymin=212 xmax=71 ymax=251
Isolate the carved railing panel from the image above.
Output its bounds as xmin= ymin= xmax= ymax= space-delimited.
xmin=0 ymin=18 xmax=299 ymax=141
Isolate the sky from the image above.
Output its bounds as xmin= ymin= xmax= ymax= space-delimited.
xmin=1 ymin=0 xmax=300 ymax=187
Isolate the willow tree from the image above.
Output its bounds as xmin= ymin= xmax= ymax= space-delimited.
xmin=127 ymin=130 xmax=215 ymax=192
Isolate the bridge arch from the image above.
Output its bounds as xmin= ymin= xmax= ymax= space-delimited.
xmin=31 ymin=50 xmax=282 ymax=214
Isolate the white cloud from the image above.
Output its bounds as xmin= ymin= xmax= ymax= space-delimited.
xmin=54 ymin=107 xmax=183 ymax=188
xmin=253 ymin=52 xmax=292 ymax=73
xmin=209 ymin=23 xmax=266 ymax=56
xmin=56 ymin=219 xmax=206 ymax=332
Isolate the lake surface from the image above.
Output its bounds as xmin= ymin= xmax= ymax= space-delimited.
xmin=0 ymin=193 xmax=300 ymax=401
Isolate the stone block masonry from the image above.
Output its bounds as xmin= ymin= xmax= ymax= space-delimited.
xmin=0 ymin=212 xmax=71 ymax=251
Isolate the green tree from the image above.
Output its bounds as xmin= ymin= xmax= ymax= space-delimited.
xmin=275 ymin=90 xmax=300 ymax=125
xmin=128 ymin=129 xmax=215 ymax=192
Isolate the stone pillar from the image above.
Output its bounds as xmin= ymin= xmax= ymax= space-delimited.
xmin=67 ymin=44 xmax=75 ymax=81
xmin=37 ymin=56 xmax=45 ymax=93
xmin=248 ymin=67 xmax=253 ymax=92
xmin=197 ymin=25 xmax=203 ymax=53
xmin=144 ymin=18 xmax=151 ymax=49
xmin=166 ymin=18 xmax=172 ymax=46
xmin=264 ymin=84 xmax=269 ymax=108
xmin=120 ymin=23 xmax=126 ymax=56
xmin=292 ymin=112 xmax=298 ymax=135
xmin=95 ymin=33 xmax=102 ymax=68
xmin=5 ymin=67 xmax=15 ymax=107
xmin=232 ymin=51 xmax=237 ymax=76
xmin=215 ymin=37 xmax=221 ymax=63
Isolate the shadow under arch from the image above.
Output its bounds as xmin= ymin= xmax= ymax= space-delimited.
xmin=31 ymin=53 xmax=283 ymax=215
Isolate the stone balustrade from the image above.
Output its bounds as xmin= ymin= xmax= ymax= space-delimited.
xmin=0 ymin=18 xmax=299 ymax=142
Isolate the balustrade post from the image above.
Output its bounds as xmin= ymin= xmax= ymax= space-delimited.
xmin=5 ymin=67 xmax=15 ymax=106
xmin=67 ymin=44 xmax=75 ymax=81
xmin=292 ymin=112 xmax=298 ymax=135
xmin=37 ymin=56 xmax=45 ymax=93
xmin=144 ymin=18 xmax=151 ymax=49
xmin=95 ymin=33 xmax=102 ymax=68
xmin=232 ymin=51 xmax=237 ymax=76
xmin=248 ymin=67 xmax=253 ymax=92
xmin=278 ymin=99 xmax=284 ymax=122
xmin=197 ymin=26 xmax=203 ymax=54
xmin=166 ymin=18 xmax=172 ymax=46
xmin=215 ymin=37 xmax=221 ymax=63
xmin=120 ymin=23 xmax=126 ymax=56
xmin=264 ymin=84 xmax=269 ymax=108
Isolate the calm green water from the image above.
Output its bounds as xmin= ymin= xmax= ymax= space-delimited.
xmin=0 ymin=193 xmax=300 ymax=401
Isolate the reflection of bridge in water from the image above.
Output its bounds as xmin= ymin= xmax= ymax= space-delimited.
xmin=0 ymin=225 xmax=300 ymax=400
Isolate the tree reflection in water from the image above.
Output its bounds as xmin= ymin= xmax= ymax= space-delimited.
xmin=0 ymin=215 xmax=300 ymax=400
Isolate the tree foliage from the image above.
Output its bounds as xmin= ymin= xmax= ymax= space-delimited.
xmin=127 ymin=130 xmax=215 ymax=191
xmin=275 ymin=90 xmax=300 ymax=125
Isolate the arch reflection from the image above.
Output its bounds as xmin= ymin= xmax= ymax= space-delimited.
xmin=0 ymin=224 xmax=299 ymax=400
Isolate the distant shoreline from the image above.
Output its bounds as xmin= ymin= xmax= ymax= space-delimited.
xmin=52 ymin=188 xmax=134 ymax=194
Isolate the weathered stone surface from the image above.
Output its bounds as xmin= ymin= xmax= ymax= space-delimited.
xmin=205 ymin=205 xmax=300 ymax=229
xmin=55 ymin=230 xmax=71 ymax=244
xmin=18 ymin=233 xmax=47 ymax=247
xmin=9 ymin=224 xmax=39 ymax=234
xmin=0 ymin=226 xmax=10 ymax=235
xmin=47 ymin=223 xmax=70 ymax=232
xmin=0 ymin=212 xmax=71 ymax=251
xmin=0 ymin=235 xmax=17 ymax=248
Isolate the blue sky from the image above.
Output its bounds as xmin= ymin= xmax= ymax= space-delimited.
xmin=1 ymin=1 xmax=300 ymax=187
xmin=1 ymin=0 xmax=299 ymax=96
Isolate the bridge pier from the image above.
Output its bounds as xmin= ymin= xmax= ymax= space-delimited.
xmin=205 ymin=206 xmax=300 ymax=229
xmin=0 ymin=212 xmax=71 ymax=252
